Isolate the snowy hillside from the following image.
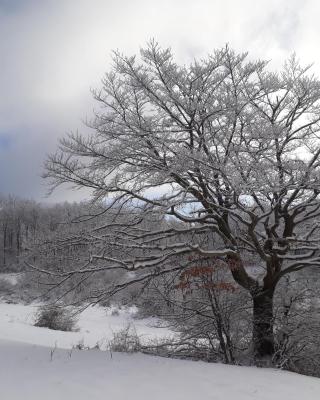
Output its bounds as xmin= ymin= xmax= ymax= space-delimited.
xmin=1 ymin=339 xmax=320 ymax=400
xmin=0 ymin=300 xmax=320 ymax=399
xmin=0 ymin=302 xmax=172 ymax=349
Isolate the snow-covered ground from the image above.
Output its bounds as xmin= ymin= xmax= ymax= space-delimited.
xmin=0 ymin=300 xmax=320 ymax=399
xmin=1 ymin=339 xmax=320 ymax=400
xmin=0 ymin=272 xmax=22 ymax=285
xmin=0 ymin=302 xmax=173 ymax=349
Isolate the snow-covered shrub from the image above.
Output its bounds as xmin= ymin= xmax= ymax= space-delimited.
xmin=135 ymin=263 xmax=252 ymax=364
xmin=111 ymin=308 xmax=120 ymax=316
xmin=108 ymin=324 xmax=141 ymax=353
xmin=34 ymin=305 xmax=78 ymax=332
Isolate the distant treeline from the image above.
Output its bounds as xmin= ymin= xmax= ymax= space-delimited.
xmin=0 ymin=195 xmax=87 ymax=271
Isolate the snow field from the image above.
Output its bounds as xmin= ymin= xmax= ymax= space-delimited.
xmin=0 ymin=300 xmax=319 ymax=399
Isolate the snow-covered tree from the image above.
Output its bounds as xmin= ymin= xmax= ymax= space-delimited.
xmin=45 ymin=42 xmax=320 ymax=361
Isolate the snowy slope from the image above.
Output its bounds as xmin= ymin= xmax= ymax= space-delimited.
xmin=1 ymin=339 xmax=320 ymax=400
xmin=0 ymin=301 xmax=320 ymax=400
xmin=0 ymin=302 xmax=173 ymax=349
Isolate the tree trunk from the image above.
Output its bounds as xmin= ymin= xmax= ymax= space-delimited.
xmin=252 ymin=291 xmax=275 ymax=362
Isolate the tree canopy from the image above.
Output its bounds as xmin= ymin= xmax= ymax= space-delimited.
xmin=45 ymin=42 xmax=320 ymax=359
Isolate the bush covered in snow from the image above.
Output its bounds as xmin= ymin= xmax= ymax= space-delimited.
xmin=108 ymin=324 xmax=141 ymax=353
xmin=34 ymin=305 xmax=78 ymax=332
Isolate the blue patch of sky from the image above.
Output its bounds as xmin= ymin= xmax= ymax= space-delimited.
xmin=0 ymin=134 xmax=12 ymax=149
xmin=0 ymin=0 xmax=31 ymax=14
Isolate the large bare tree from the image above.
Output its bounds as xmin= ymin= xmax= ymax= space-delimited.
xmin=45 ymin=42 xmax=320 ymax=361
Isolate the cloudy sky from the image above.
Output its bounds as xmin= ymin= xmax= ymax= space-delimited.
xmin=0 ymin=0 xmax=319 ymax=203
